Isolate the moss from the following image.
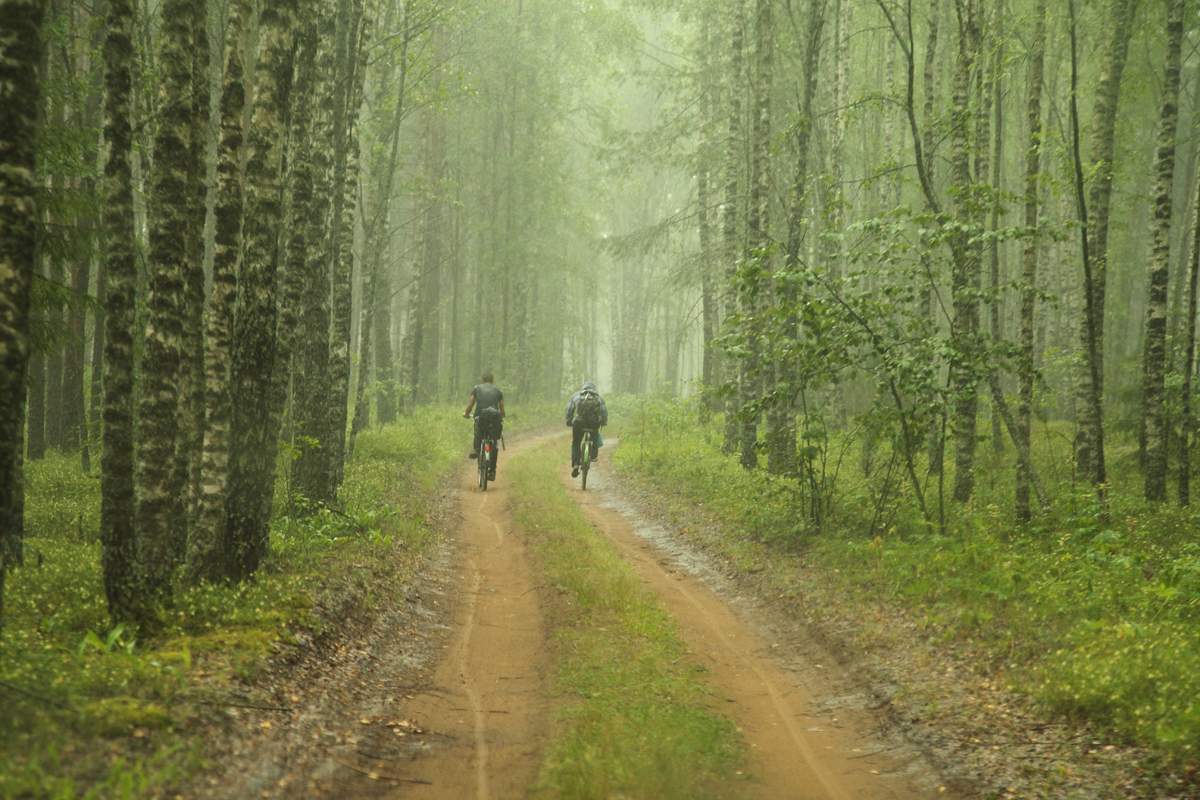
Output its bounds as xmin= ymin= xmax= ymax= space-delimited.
xmin=79 ymin=697 xmax=171 ymax=737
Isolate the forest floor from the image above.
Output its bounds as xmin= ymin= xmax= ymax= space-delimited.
xmin=198 ymin=431 xmax=956 ymax=799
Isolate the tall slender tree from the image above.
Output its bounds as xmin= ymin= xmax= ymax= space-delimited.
xmin=1015 ymin=0 xmax=1047 ymax=522
xmin=99 ymin=0 xmax=139 ymax=620
xmin=1141 ymin=0 xmax=1186 ymax=502
xmin=0 ymin=0 xmax=47 ymax=621
xmin=225 ymin=0 xmax=298 ymax=581
xmin=739 ymin=0 xmax=773 ymax=471
xmin=949 ymin=0 xmax=981 ymax=503
xmin=292 ymin=0 xmax=338 ymax=504
xmin=721 ymin=0 xmax=746 ymax=455
xmin=189 ymin=0 xmax=247 ymax=583
xmin=136 ymin=0 xmax=199 ymax=600
xmin=1180 ymin=160 xmax=1200 ymax=506
xmin=1073 ymin=0 xmax=1137 ymax=488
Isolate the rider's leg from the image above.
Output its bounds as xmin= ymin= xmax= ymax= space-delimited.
xmin=471 ymin=416 xmax=482 ymax=458
xmin=571 ymin=425 xmax=583 ymax=473
xmin=491 ymin=423 xmax=501 ymax=476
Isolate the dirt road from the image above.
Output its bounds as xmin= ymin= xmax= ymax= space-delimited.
xmin=203 ymin=439 xmax=551 ymax=800
xmin=565 ymin=457 xmax=943 ymax=800
xmin=389 ymin=443 xmax=551 ymax=798
xmin=208 ymin=435 xmax=946 ymax=798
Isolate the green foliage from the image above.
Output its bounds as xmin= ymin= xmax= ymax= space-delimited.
xmin=0 ymin=406 xmax=486 ymax=797
xmin=508 ymin=442 xmax=743 ymax=799
xmin=24 ymin=450 xmax=101 ymax=542
xmin=611 ymin=397 xmax=1200 ymax=769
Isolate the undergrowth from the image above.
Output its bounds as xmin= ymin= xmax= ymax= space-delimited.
xmin=0 ymin=406 xmax=490 ymax=799
xmin=610 ymin=396 xmax=1200 ymax=772
xmin=508 ymin=440 xmax=744 ymax=800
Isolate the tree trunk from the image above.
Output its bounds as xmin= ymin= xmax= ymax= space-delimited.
xmin=986 ymin=1 xmax=1005 ymax=454
xmin=949 ymin=0 xmax=980 ymax=504
xmin=1179 ymin=160 xmax=1200 ymax=505
xmin=179 ymin=0 xmax=210 ymax=529
xmin=1015 ymin=0 xmax=1046 ymax=522
xmin=698 ymin=13 xmax=719 ymax=411
xmin=721 ymin=0 xmax=746 ymax=455
xmin=63 ymin=241 xmax=90 ymax=458
xmin=326 ymin=0 xmax=368 ymax=496
xmin=189 ymin=0 xmax=247 ymax=583
xmin=775 ymin=0 xmax=826 ymax=476
xmin=0 ymin=0 xmax=46 ymax=620
xmin=27 ymin=344 xmax=46 ymax=461
xmin=89 ymin=259 xmax=104 ymax=470
xmin=45 ymin=250 xmax=64 ymax=450
xmin=225 ymin=0 xmax=297 ymax=582
xmin=100 ymin=0 xmax=139 ymax=621
xmin=291 ymin=1 xmax=337 ymax=506
xmin=741 ymin=0 xmax=773 ymax=472
xmin=1073 ymin=0 xmax=1136 ymax=486
xmin=1141 ymin=0 xmax=1185 ymax=503
xmin=136 ymin=0 xmax=198 ymax=599
xmin=278 ymin=18 xmax=322 ymax=492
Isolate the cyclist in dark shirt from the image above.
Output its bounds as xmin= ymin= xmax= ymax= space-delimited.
xmin=463 ymin=372 xmax=505 ymax=472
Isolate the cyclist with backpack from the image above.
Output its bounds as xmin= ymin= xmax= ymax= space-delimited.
xmin=463 ymin=371 xmax=505 ymax=478
xmin=566 ymin=381 xmax=608 ymax=478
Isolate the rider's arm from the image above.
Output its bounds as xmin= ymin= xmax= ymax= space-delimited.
xmin=565 ymin=398 xmax=574 ymax=427
xmin=499 ymin=399 xmax=506 ymax=418
xmin=463 ymin=392 xmax=476 ymax=418
xmin=599 ymin=397 xmax=609 ymax=426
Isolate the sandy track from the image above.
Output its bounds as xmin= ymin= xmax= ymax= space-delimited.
xmin=199 ymin=437 xmax=551 ymax=800
xmin=204 ymin=433 xmax=945 ymax=799
xmin=568 ymin=459 xmax=940 ymax=800
xmin=391 ymin=440 xmax=551 ymax=799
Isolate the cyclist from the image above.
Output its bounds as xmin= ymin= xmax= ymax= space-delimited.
xmin=565 ymin=381 xmax=607 ymax=478
xmin=463 ymin=371 xmax=505 ymax=478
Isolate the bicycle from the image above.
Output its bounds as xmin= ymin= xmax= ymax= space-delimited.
xmin=578 ymin=428 xmax=597 ymax=491
xmin=468 ymin=410 xmax=502 ymax=491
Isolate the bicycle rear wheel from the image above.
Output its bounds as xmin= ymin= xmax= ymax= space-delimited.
xmin=580 ymin=434 xmax=591 ymax=491
xmin=478 ymin=443 xmax=489 ymax=491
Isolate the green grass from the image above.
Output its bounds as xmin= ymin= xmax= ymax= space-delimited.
xmin=507 ymin=440 xmax=744 ymax=800
xmin=609 ymin=396 xmax=1200 ymax=771
xmin=0 ymin=405 xmax=523 ymax=799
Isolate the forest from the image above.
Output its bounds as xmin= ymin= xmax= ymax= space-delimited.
xmin=2 ymin=0 xmax=1200 ymax=796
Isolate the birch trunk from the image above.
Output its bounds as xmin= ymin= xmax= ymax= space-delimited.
xmin=189 ymin=0 xmax=246 ymax=582
xmin=99 ymin=0 xmax=139 ymax=620
xmin=0 ymin=0 xmax=46 ymax=619
xmin=1073 ymin=0 xmax=1136 ymax=486
xmin=137 ymin=0 xmax=196 ymax=598
xmin=1179 ymin=161 xmax=1200 ymax=505
xmin=225 ymin=0 xmax=297 ymax=581
xmin=1141 ymin=0 xmax=1185 ymax=502
xmin=1015 ymin=0 xmax=1046 ymax=522
xmin=741 ymin=0 xmax=773 ymax=471
xmin=721 ymin=0 xmax=746 ymax=455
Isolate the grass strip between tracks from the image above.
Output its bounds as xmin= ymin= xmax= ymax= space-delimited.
xmin=508 ymin=440 xmax=744 ymax=800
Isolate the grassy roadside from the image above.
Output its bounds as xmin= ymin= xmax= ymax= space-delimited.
xmin=0 ymin=405 xmax=554 ymax=799
xmin=506 ymin=440 xmax=745 ymax=800
xmin=609 ymin=397 xmax=1200 ymax=782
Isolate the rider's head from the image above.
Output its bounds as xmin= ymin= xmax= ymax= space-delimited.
xmin=582 ymin=380 xmax=597 ymax=392
xmin=482 ymin=370 xmax=495 ymax=384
